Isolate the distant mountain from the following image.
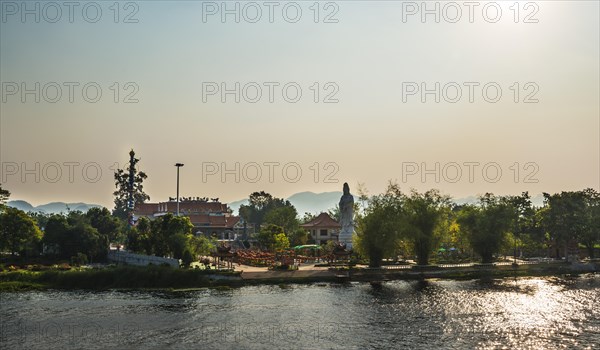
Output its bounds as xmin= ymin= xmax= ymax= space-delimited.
xmin=453 ymin=194 xmax=545 ymax=207
xmin=7 ymin=192 xmax=546 ymax=217
xmin=6 ymin=200 xmax=35 ymax=212
xmin=227 ymin=199 xmax=249 ymax=215
xmin=227 ymin=192 xmax=546 ymax=216
xmin=286 ymin=191 xmax=345 ymax=215
xmin=227 ymin=191 xmax=349 ymax=216
xmin=7 ymin=200 xmax=103 ymax=214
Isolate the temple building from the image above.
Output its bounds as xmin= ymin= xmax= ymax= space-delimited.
xmin=300 ymin=212 xmax=341 ymax=245
xmin=133 ymin=198 xmax=246 ymax=239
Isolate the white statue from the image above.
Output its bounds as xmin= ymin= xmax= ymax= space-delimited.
xmin=338 ymin=182 xmax=354 ymax=249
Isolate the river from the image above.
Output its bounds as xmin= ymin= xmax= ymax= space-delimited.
xmin=1 ymin=275 xmax=599 ymax=349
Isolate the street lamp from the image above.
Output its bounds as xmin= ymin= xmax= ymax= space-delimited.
xmin=175 ymin=163 xmax=184 ymax=215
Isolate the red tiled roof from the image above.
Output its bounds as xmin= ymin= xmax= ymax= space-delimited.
xmin=300 ymin=213 xmax=341 ymax=228
xmin=166 ymin=201 xmax=227 ymax=213
xmin=134 ymin=201 xmax=229 ymax=216
xmin=188 ymin=214 xmax=241 ymax=228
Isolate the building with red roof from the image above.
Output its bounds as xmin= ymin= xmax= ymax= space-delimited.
xmin=300 ymin=212 xmax=341 ymax=245
xmin=134 ymin=199 xmax=245 ymax=239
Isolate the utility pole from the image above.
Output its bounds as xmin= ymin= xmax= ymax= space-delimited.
xmin=175 ymin=163 xmax=184 ymax=215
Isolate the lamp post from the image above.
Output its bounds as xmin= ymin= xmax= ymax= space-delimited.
xmin=175 ymin=163 xmax=184 ymax=215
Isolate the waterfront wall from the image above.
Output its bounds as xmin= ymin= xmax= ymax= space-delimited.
xmin=107 ymin=250 xmax=180 ymax=268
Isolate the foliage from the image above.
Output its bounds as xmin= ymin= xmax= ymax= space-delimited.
xmin=86 ymin=207 xmax=123 ymax=243
xmin=42 ymin=211 xmax=108 ymax=261
xmin=328 ymin=205 xmax=340 ymax=222
xmin=152 ymin=214 xmax=193 ymax=257
xmin=403 ymin=189 xmax=451 ymax=265
xmin=287 ymin=228 xmax=309 ymax=246
xmin=328 ymin=202 xmax=360 ymax=223
xmin=189 ymin=235 xmax=216 ymax=256
xmin=0 ymin=265 xmax=237 ymax=289
xmin=126 ymin=216 xmax=153 ymax=254
xmin=456 ymin=194 xmax=515 ymax=263
xmin=181 ymin=249 xmax=195 ymax=267
xmin=125 ymin=214 xmax=207 ymax=262
xmin=0 ymin=207 xmax=43 ymax=256
xmin=0 ymin=184 xmax=10 ymax=210
xmin=239 ymin=191 xmax=296 ymax=229
xmin=113 ymin=149 xmax=150 ymax=221
xmin=541 ymin=189 xmax=600 ymax=259
xmin=300 ymin=212 xmax=316 ymax=224
xmin=263 ymin=205 xmax=299 ymax=234
xmin=240 ymin=192 xmax=305 ymax=248
xmin=28 ymin=211 xmax=50 ymax=230
xmin=256 ymin=224 xmax=286 ymax=251
xmin=273 ymin=233 xmax=290 ymax=251
xmin=354 ymin=183 xmax=404 ymax=267
xmin=71 ymin=253 xmax=88 ymax=266
xmin=322 ymin=240 xmax=338 ymax=255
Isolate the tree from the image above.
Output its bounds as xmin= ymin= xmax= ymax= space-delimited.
xmin=328 ymin=202 xmax=360 ymax=223
xmin=68 ymin=223 xmax=106 ymax=261
xmin=273 ymin=233 xmax=290 ymax=251
xmin=328 ymin=205 xmax=340 ymax=222
xmin=28 ymin=211 xmax=50 ymax=231
xmin=287 ymin=228 xmax=309 ymax=246
xmin=42 ymin=214 xmax=70 ymax=256
xmin=182 ymin=249 xmax=194 ymax=267
xmin=300 ymin=212 xmax=316 ymax=224
xmin=263 ymin=206 xmax=299 ymax=235
xmin=0 ymin=207 xmax=42 ymax=256
xmin=356 ymin=182 xmax=370 ymax=216
xmin=239 ymin=192 xmax=296 ymax=229
xmin=126 ymin=227 xmax=143 ymax=253
xmin=113 ymin=149 xmax=150 ymax=221
xmin=149 ymin=214 xmax=194 ymax=257
xmin=403 ymin=189 xmax=451 ymax=265
xmin=354 ymin=183 xmax=404 ymax=267
xmin=86 ymin=207 xmax=122 ymax=243
xmin=126 ymin=215 xmax=202 ymax=259
xmin=127 ymin=216 xmax=153 ymax=254
xmin=42 ymin=212 xmax=108 ymax=261
xmin=540 ymin=191 xmax=588 ymax=260
xmin=0 ymin=184 xmax=10 ymax=210
xmin=189 ymin=235 xmax=216 ymax=257
xmin=256 ymin=224 xmax=286 ymax=251
xmin=169 ymin=233 xmax=190 ymax=260
xmin=457 ymin=194 xmax=515 ymax=263
xmin=505 ymin=192 xmax=543 ymax=259
xmin=579 ymin=188 xmax=600 ymax=259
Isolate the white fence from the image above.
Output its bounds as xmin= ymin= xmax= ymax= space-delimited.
xmin=107 ymin=250 xmax=180 ymax=268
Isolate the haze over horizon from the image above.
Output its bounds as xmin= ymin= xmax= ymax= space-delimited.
xmin=2 ymin=1 xmax=598 ymax=209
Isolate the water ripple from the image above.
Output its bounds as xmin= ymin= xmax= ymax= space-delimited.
xmin=1 ymin=275 xmax=599 ymax=349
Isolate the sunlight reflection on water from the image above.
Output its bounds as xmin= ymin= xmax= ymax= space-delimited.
xmin=1 ymin=275 xmax=599 ymax=349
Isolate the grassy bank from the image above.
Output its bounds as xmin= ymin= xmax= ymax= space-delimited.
xmin=349 ymin=262 xmax=599 ymax=282
xmin=1 ymin=263 xmax=597 ymax=292
xmin=0 ymin=265 xmax=242 ymax=291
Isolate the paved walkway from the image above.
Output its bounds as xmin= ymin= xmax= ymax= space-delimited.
xmin=234 ymin=263 xmax=336 ymax=280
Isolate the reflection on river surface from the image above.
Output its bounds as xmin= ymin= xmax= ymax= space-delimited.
xmin=1 ymin=275 xmax=599 ymax=349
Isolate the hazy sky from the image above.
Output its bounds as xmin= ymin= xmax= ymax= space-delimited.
xmin=1 ymin=1 xmax=598 ymax=208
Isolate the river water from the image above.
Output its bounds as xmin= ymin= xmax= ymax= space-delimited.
xmin=1 ymin=275 xmax=599 ymax=349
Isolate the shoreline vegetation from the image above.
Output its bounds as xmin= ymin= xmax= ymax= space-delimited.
xmin=1 ymin=262 xmax=598 ymax=292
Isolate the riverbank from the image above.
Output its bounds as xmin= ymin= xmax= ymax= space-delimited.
xmin=1 ymin=262 xmax=598 ymax=291
xmin=0 ymin=265 xmax=242 ymax=291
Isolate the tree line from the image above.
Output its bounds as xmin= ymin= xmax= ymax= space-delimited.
xmin=354 ymin=183 xmax=600 ymax=267
xmin=1 ymin=150 xmax=598 ymax=269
